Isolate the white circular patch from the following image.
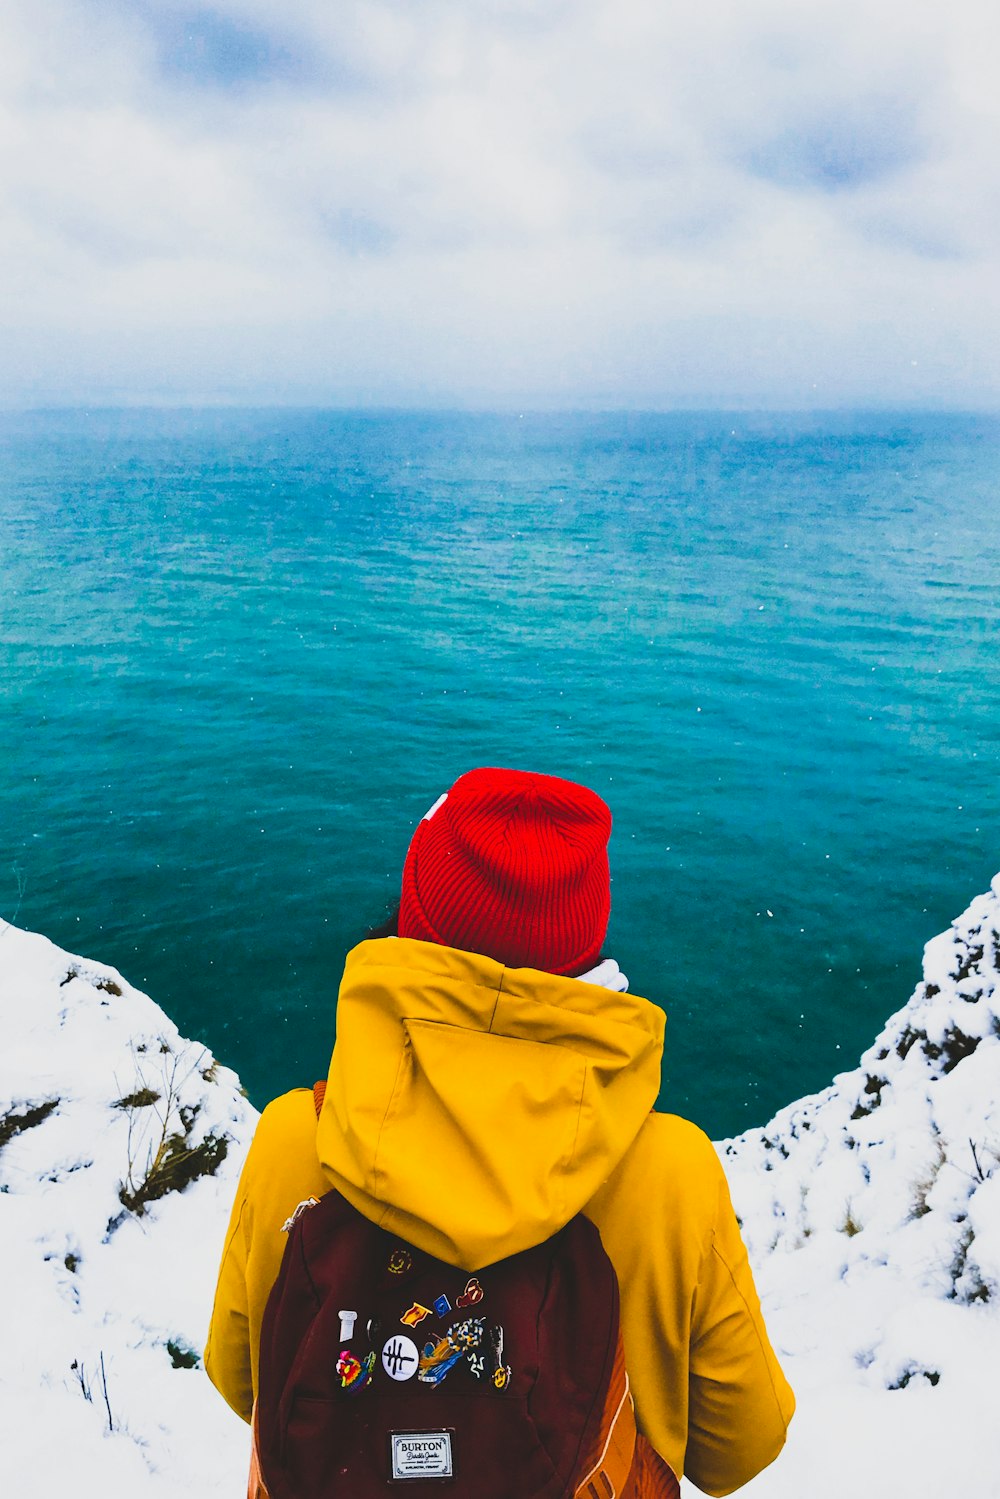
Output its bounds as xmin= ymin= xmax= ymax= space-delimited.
xmin=381 ymin=1335 xmax=420 ymax=1381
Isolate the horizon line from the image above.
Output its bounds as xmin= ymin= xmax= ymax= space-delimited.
xmin=3 ymin=401 xmax=1000 ymax=419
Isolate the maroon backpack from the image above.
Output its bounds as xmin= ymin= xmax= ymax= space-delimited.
xmin=251 ymin=1095 xmax=680 ymax=1499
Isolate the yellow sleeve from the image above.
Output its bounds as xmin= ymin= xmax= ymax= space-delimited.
xmin=586 ymin=1114 xmax=794 ymax=1494
xmin=686 ymin=1164 xmax=796 ymax=1496
xmin=204 ymin=1090 xmax=330 ymax=1422
xmin=204 ymin=1165 xmax=254 ymax=1422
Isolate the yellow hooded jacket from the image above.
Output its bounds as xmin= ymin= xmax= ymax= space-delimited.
xmin=205 ymin=938 xmax=794 ymax=1496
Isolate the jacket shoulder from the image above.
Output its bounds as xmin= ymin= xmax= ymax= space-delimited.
xmin=636 ymin=1109 xmax=723 ymax=1172
xmin=241 ymin=1088 xmax=327 ymax=1213
xmin=609 ymin=1111 xmax=727 ymax=1224
xmin=264 ymin=1085 xmax=317 ymax=1115
xmin=257 ymin=1087 xmax=317 ymax=1140
xmin=586 ymin=1110 xmax=726 ymax=1295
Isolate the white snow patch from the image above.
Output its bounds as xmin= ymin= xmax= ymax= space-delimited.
xmin=700 ymin=875 xmax=1000 ymax=1498
xmin=0 ymin=924 xmax=258 ymax=1495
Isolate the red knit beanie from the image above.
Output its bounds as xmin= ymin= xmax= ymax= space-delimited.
xmin=397 ymin=767 xmax=612 ymax=976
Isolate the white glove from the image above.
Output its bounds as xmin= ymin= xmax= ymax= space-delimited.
xmin=575 ymin=957 xmax=629 ymax=993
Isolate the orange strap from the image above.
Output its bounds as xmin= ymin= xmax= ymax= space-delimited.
xmin=246 ymin=1404 xmax=269 ymax=1499
xmin=313 ymin=1079 xmax=326 ymax=1117
xmin=572 ymin=1332 xmax=679 ymax=1499
xmin=573 ymin=1332 xmax=636 ymax=1498
xmin=622 ymin=1437 xmax=681 ymax=1499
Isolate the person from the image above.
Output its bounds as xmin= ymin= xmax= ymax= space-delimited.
xmin=205 ymin=767 xmax=794 ymax=1495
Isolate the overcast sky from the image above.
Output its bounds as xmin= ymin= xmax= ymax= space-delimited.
xmin=3 ymin=0 xmax=999 ymax=408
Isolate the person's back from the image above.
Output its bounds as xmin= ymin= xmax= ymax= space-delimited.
xmin=206 ymin=768 xmax=794 ymax=1495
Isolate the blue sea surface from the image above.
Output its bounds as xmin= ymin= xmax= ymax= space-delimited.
xmin=1 ymin=409 xmax=998 ymax=1139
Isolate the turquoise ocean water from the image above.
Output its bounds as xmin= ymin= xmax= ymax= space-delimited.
xmin=1 ymin=409 xmax=998 ymax=1139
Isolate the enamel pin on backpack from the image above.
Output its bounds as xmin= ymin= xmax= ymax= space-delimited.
xmin=250 ymin=1083 xmax=679 ymax=1499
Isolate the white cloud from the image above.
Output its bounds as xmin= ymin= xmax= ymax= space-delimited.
xmin=1 ymin=0 xmax=999 ymax=405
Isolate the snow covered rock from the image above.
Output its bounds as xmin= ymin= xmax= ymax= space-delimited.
xmin=0 ymin=923 xmax=258 ymax=1496
xmin=719 ymin=875 xmax=1000 ymax=1499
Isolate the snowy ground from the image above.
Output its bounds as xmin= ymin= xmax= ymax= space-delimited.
xmin=0 ymin=927 xmax=256 ymax=1496
xmin=3 ymin=882 xmax=1000 ymax=1497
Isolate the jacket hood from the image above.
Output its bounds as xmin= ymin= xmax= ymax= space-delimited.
xmin=316 ymin=937 xmax=665 ymax=1271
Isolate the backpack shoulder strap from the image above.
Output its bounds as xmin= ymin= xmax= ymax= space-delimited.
xmin=312 ymin=1080 xmax=326 ymax=1118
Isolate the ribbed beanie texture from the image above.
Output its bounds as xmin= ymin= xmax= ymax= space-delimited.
xmin=398 ymin=767 xmax=612 ymax=976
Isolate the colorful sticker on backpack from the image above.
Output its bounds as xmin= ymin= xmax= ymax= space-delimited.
xmin=401 ymin=1302 xmax=433 ymax=1328
xmin=382 ymin=1335 xmax=420 ymax=1382
xmin=490 ymin=1326 xmax=511 ymax=1391
xmin=417 ymin=1317 xmax=486 ymax=1385
xmin=338 ymin=1349 xmax=375 ymax=1393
